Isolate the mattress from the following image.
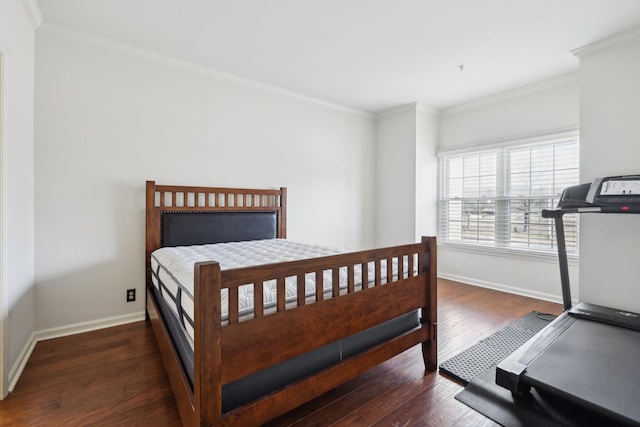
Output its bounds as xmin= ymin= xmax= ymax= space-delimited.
xmin=151 ymin=238 xmax=408 ymax=349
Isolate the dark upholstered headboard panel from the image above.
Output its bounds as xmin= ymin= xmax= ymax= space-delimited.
xmin=160 ymin=211 xmax=278 ymax=247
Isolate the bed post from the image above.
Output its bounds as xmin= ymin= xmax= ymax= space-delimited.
xmin=194 ymin=261 xmax=223 ymax=426
xmin=421 ymin=236 xmax=438 ymax=371
xmin=145 ymin=181 xmax=157 ymax=290
xmin=279 ymin=187 xmax=287 ymax=239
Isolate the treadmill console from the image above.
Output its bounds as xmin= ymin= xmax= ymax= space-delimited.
xmin=586 ymin=175 xmax=640 ymax=211
xmin=558 ymin=175 xmax=640 ymax=212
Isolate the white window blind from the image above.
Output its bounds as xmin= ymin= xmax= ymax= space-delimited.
xmin=438 ymin=135 xmax=579 ymax=255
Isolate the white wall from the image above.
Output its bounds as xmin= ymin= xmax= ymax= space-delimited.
xmin=375 ymin=106 xmax=417 ymax=246
xmin=415 ymin=106 xmax=439 ymax=240
xmin=375 ymin=103 xmax=439 ymax=247
xmin=438 ymin=76 xmax=581 ymax=303
xmin=0 ymin=0 xmax=36 ymax=397
xmin=439 ymin=75 xmax=580 ymax=150
xmin=577 ymin=33 xmax=640 ymax=312
xmin=34 ymin=33 xmax=376 ymax=332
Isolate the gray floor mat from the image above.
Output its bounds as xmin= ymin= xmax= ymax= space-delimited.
xmin=439 ymin=311 xmax=555 ymax=384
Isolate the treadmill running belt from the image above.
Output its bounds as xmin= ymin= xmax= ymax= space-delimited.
xmin=523 ymin=319 xmax=640 ymax=426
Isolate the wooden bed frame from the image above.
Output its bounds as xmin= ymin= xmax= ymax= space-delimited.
xmin=145 ymin=181 xmax=438 ymax=426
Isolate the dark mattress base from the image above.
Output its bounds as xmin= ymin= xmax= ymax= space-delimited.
xmin=151 ymin=286 xmax=419 ymax=412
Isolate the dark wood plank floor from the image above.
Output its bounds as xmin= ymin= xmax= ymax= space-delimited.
xmin=0 ymin=279 xmax=562 ymax=426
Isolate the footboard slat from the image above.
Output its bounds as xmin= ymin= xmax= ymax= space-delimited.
xmin=296 ymin=274 xmax=305 ymax=306
xmin=362 ymin=262 xmax=369 ymax=289
xmin=332 ymin=268 xmax=340 ymax=297
xmin=347 ymin=265 xmax=355 ymax=293
xmin=254 ymin=282 xmax=264 ymax=318
xmin=228 ymin=288 xmax=239 ymax=324
xmin=315 ymin=271 xmax=323 ymax=302
xmin=276 ymin=277 xmax=286 ymax=312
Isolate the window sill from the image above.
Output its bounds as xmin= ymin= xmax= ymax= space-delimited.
xmin=438 ymin=241 xmax=579 ymax=265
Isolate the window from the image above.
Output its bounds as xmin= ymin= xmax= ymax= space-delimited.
xmin=438 ymin=133 xmax=579 ymax=255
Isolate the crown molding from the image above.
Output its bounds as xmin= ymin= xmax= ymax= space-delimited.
xmin=441 ymin=72 xmax=579 ymax=116
xmin=377 ymin=102 xmax=439 ymax=119
xmin=377 ymin=102 xmax=419 ymax=119
xmin=21 ymin=0 xmax=43 ymax=30
xmin=36 ymin=22 xmax=375 ymax=119
xmin=415 ymin=102 xmax=439 ymax=116
xmin=572 ymin=26 xmax=640 ymax=59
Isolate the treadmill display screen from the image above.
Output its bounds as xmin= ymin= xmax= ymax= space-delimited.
xmin=600 ymin=179 xmax=640 ymax=196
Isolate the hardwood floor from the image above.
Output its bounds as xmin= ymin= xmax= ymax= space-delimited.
xmin=0 ymin=279 xmax=562 ymax=426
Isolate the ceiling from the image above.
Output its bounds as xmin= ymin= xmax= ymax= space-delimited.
xmin=35 ymin=0 xmax=640 ymax=114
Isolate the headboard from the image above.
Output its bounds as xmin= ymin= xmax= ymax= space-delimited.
xmin=145 ymin=180 xmax=287 ymax=288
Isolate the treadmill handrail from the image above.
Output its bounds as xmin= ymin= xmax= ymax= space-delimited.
xmin=542 ymin=206 xmax=640 ymax=311
xmin=543 ymin=209 xmax=573 ymax=310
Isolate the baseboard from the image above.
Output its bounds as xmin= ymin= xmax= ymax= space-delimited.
xmin=7 ymin=331 xmax=37 ymax=393
xmin=438 ymin=273 xmax=572 ymax=306
xmin=8 ymin=311 xmax=145 ymax=392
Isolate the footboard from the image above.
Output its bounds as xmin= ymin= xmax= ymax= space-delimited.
xmin=193 ymin=237 xmax=437 ymax=426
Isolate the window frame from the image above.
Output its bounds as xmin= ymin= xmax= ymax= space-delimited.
xmin=437 ymin=128 xmax=580 ymax=259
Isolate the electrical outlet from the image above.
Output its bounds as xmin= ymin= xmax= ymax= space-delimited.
xmin=126 ymin=288 xmax=136 ymax=302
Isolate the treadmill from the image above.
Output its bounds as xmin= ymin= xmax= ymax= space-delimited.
xmin=495 ymin=175 xmax=640 ymax=426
